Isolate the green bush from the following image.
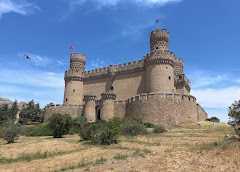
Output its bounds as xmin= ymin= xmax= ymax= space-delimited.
xmin=79 ymin=121 xmax=118 ymax=145
xmin=121 ymin=118 xmax=146 ymax=136
xmin=144 ymin=122 xmax=155 ymax=128
xmin=48 ymin=114 xmax=73 ymax=138
xmin=153 ymin=125 xmax=166 ymax=133
xmin=2 ymin=121 xmax=20 ymax=144
xmin=68 ymin=115 xmax=87 ymax=135
xmin=206 ymin=117 xmax=220 ymax=123
xmin=90 ymin=121 xmax=118 ymax=145
xmin=79 ymin=123 xmax=92 ymax=140
xmin=23 ymin=123 xmax=53 ymax=137
xmin=107 ymin=118 xmax=122 ymax=136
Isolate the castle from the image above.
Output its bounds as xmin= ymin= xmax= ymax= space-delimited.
xmin=45 ymin=28 xmax=208 ymax=128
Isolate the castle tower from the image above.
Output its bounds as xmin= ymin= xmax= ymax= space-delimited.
xmin=84 ymin=95 xmax=97 ymax=123
xmin=145 ymin=28 xmax=175 ymax=93
xmin=64 ymin=53 xmax=85 ymax=106
xmin=100 ymin=92 xmax=116 ymax=121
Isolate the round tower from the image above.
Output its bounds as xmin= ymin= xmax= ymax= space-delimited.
xmin=100 ymin=92 xmax=116 ymax=121
xmin=145 ymin=28 xmax=175 ymax=93
xmin=84 ymin=95 xmax=96 ymax=123
xmin=64 ymin=53 xmax=85 ymax=106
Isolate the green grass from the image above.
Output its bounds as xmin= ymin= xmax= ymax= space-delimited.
xmin=56 ymin=157 xmax=108 ymax=172
xmin=113 ymin=153 xmax=129 ymax=160
xmin=56 ymin=159 xmax=92 ymax=172
xmin=0 ymin=148 xmax=85 ymax=164
xmin=95 ymin=157 xmax=107 ymax=165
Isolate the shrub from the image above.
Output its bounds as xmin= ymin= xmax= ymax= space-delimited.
xmin=79 ymin=121 xmax=118 ymax=145
xmin=107 ymin=118 xmax=122 ymax=136
xmin=2 ymin=121 xmax=20 ymax=144
xmin=48 ymin=114 xmax=73 ymax=138
xmin=79 ymin=123 xmax=92 ymax=140
xmin=153 ymin=125 xmax=166 ymax=133
xmin=23 ymin=123 xmax=53 ymax=137
xmin=144 ymin=122 xmax=155 ymax=128
xmin=228 ymin=100 xmax=240 ymax=137
xmin=121 ymin=118 xmax=146 ymax=136
xmin=206 ymin=117 xmax=220 ymax=123
xmin=90 ymin=121 xmax=118 ymax=145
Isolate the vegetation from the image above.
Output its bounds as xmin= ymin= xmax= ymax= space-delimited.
xmin=0 ymin=101 xmax=18 ymax=123
xmin=19 ymin=100 xmax=43 ymax=124
xmin=48 ymin=113 xmax=72 ymax=138
xmin=79 ymin=120 xmax=118 ymax=145
xmin=121 ymin=118 xmax=146 ymax=136
xmin=23 ymin=123 xmax=53 ymax=137
xmin=228 ymin=100 xmax=240 ymax=137
xmin=2 ymin=121 xmax=21 ymax=144
xmin=206 ymin=117 xmax=220 ymax=123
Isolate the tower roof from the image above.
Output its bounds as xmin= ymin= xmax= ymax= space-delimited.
xmin=150 ymin=28 xmax=169 ymax=42
xmin=70 ymin=53 xmax=86 ymax=63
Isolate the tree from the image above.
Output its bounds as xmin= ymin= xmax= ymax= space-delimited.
xmin=9 ymin=101 xmax=19 ymax=120
xmin=0 ymin=101 xmax=19 ymax=123
xmin=0 ymin=104 xmax=9 ymax=122
xmin=19 ymin=100 xmax=42 ymax=124
xmin=2 ymin=120 xmax=20 ymax=144
xmin=206 ymin=117 xmax=220 ymax=123
xmin=48 ymin=114 xmax=72 ymax=138
xmin=228 ymin=100 xmax=240 ymax=136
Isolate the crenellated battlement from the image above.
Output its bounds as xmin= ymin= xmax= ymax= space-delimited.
xmin=84 ymin=59 xmax=144 ymax=78
xmin=84 ymin=95 xmax=97 ymax=102
xmin=127 ymin=93 xmax=196 ymax=104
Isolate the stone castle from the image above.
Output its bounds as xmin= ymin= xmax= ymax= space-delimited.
xmin=45 ymin=28 xmax=208 ymax=128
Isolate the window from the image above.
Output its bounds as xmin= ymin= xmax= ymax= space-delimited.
xmin=65 ymin=98 xmax=68 ymax=102
xmin=168 ymin=76 xmax=171 ymax=80
xmin=73 ymin=89 xmax=76 ymax=93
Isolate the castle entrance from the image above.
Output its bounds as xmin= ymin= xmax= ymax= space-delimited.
xmin=96 ymin=105 xmax=101 ymax=121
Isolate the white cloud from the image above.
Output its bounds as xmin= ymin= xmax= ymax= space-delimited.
xmin=0 ymin=68 xmax=64 ymax=105
xmin=192 ymin=86 xmax=240 ymax=109
xmin=188 ymin=70 xmax=240 ymax=121
xmin=0 ymin=68 xmax=64 ymax=89
xmin=0 ymin=0 xmax=38 ymax=18
xmin=69 ymin=0 xmax=182 ymax=8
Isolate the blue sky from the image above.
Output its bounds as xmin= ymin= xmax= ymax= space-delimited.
xmin=0 ymin=0 xmax=239 ymax=121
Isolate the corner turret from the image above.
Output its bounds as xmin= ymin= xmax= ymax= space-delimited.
xmin=63 ymin=53 xmax=86 ymax=106
xmin=145 ymin=28 xmax=175 ymax=93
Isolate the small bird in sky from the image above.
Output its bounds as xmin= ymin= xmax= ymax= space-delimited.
xmin=24 ymin=54 xmax=31 ymax=60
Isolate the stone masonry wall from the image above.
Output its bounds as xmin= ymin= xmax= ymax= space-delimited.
xmin=84 ymin=71 xmax=144 ymax=100
xmin=44 ymin=105 xmax=83 ymax=121
xmin=123 ymin=93 xmax=207 ymax=128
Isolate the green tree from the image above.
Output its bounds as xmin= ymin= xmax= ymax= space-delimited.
xmin=0 ymin=102 xmax=19 ymax=123
xmin=19 ymin=100 xmax=42 ymax=124
xmin=228 ymin=100 xmax=240 ymax=136
xmin=2 ymin=120 xmax=21 ymax=144
xmin=48 ymin=114 xmax=72 ymax=138
xmin=0 ymin=104 xmax=9 ymax=122
xmin=9 ymin=101 xmax=19 ymax=120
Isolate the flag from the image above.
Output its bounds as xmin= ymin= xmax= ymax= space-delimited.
xmin=69 ymin=44 xmax=75 ymax=52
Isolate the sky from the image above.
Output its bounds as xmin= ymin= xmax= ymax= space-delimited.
xmin=0 ymin=0 xmax=240 ymax=122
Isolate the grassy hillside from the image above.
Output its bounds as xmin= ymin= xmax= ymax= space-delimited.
xmin=0 ymin=122 xmax=239 ymax=172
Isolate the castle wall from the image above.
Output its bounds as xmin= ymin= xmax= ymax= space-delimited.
xmin=84 ymin=70 xmax=144 ymax=100
xmin=114 ymin=100 xmax=127 ymax=119
xmin=44 ymin=105 xmax=83 ymax=121
xmin=125 ymin=93 xmax=206 ymax=128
